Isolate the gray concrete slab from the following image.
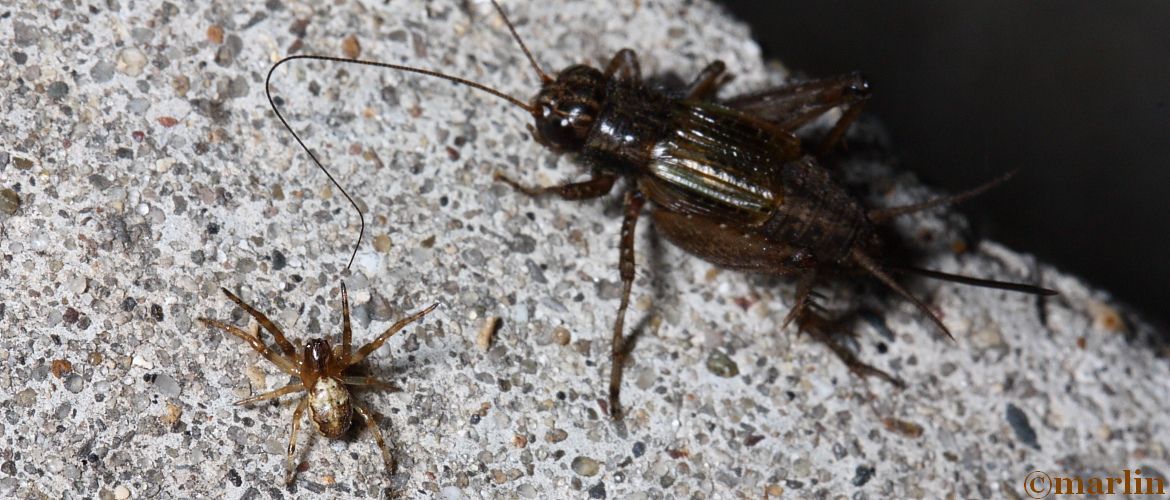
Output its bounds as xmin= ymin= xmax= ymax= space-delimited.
xmin=1 ymin=0 xmax=1166 ymax=498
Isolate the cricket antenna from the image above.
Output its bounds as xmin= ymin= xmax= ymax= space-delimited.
xmin=265 ymin=59 xmax=364 ymax=273
xmin=490 ymin=0 xmax=553 ymax=84
xmin=264 ymin=51 xmax=539 ymax=272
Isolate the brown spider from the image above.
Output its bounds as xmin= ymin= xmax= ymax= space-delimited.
xmin=197 ymin=283 xmax=438 ymax=484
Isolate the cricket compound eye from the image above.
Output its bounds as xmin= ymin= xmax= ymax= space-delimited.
xmin=531 ymin=65 xmax=605 ymax=152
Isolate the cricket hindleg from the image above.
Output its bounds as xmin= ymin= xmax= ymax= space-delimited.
xmin=494 ymin=172 xmax=619 ymax=201
xmin=780 ymin=270 xmax=818 ymax=331
xmin=797 ymin=308 xmax=905 ymax=388
xmin=604 ymin=48 xmax=642 ymax=83
xmin=684 ymin=60 xmax=731 ymax=100
xmin=608 ymin=190 xmax=646 ymax=420
xmin=724 ymin=72 xmax=871 ymax=154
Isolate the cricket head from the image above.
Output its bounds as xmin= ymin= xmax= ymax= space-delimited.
xmin=530 ymin=65 xmax=606 ymax=152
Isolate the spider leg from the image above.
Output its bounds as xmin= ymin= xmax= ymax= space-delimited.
xmin=354 ymin=403 xmax=395 ymax=474
xmin=284 ymin=397 xmax=309 ymax=485
xmin=342 ymin=376 xmax=401 ymax=392
xmin=219 ymin=288 xmax=298 ymax=358
xmin=197 ymin=318 xmax=298 ymax=375
xmin=234 ymin=382 xmax=304 ymax=406
xmin=347 ymin=303 xmax=439 ymax=368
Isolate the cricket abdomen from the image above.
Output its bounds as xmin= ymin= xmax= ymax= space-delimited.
xmin=760 ymin=156 xmax=875 ymax=263
xmin=308 ymin=376 xmax=352 ymax=438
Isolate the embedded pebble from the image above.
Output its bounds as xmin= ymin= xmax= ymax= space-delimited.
xmin=90 ymin=60 xmax=115 ymax=82
xmin=51 ymin=360 xmax=73 ymax=378
xmin=160 ymin=402 xmax=182 ymax=429
xmin=15 ymin=388 xmax=37 ymax=406
xmin=705 ymin=351 xmax=739 ymax=378
xmin=588 ymin=482 xmax=606 ymax=499
xmin=116 ymin=48 xmax=147 ymax=77
xmin=0 ymin=189 xmax=20 ymax=216
xmin=477 ymin=316 xmax=500 ymax=351
xmin=1088 ymin=300 xmax=1126 ymax=332
xmin=571 ymin=456 xmax=600 ymax=477
xmin=373 ymin=234 xmax=393 ymax=252
xmin=1005 ymin=403 xmax=1040 ymax=450
xmin=342 ymin=34 xmax=362 ymax=59
xmin=65 ymin=375 xmax=84 ymax=394
xmin=545 ymin=429 xmax=568 ymax=443
xmin=852 ymin=465 xmax=875 ymax=486
xmin=552 ymin=327 xmax=571 ymax=346
xmin=153 ymin=374 xmax=181 ymax=397
xmin=48 ymin=81 xmax=69 ymax=99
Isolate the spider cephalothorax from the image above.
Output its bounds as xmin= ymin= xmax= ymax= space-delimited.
xmin=198 ymin=284 xmax=437 ymax=484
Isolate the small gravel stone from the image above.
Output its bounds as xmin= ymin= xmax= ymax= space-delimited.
xmin=114 ymin=484 xmax=130 ymax=499
xmin=1006 ymin=403 xmax=1040 ymax=450
xmin=545 ymin=429 xmax=568 ymax=443
xmin=587 ymin=482 xmax=606 ymax=499
xmin=0 ymin=189 xmax=20 ymax=216
xmin=65 ymin=375 xmax=84 ymax=393
xmin=571 ymin=456 xmax=600 ymax=477
xmin=341 ymin=34 xmax=361 ymax=59
xmin=705 ymin=351 xmax=740 ymax=378
xmin=373 ymin=234 xmax=392 ymax=252
xmin=15 ymin=388 xmax=36 ymax=406
xmin=271 ymin=250 xmax=286 ymax=271
xmin=13 ymin=21 xmax=37 ymax=46
xmin=117 ymin=48 xmax=147 ymax=77
xmin=552 ymin=327 xmax=571 ymax=346
xmin=153 ymin=374 xmax=181 ymax=397
xmin=207 ymin=25 xmax=225 ymax=44
xmin=47 ymin=81 xmax=69 ymax=99
xmin=852 ymin=465 xmax=875 ymax=486
xmin=90 ymin=60 xmax=115 ymax=82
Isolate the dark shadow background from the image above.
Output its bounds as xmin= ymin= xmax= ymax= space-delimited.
xmin=713 ymin=0 xmax=1170 ymax=327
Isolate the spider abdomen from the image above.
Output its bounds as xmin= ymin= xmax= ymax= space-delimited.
xmin=308 ymin=377 xmax=352 ymax=438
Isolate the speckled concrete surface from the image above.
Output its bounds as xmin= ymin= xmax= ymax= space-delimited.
xmin=2 ymin=0 xmax=1168 ymax=498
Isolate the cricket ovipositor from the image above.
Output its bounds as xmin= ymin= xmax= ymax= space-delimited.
xmin=266 ymin=1 xmax=1055 ymax=419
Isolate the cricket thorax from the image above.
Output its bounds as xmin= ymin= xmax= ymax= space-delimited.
xmin=308 ymin=376 xmax=353 ymax=438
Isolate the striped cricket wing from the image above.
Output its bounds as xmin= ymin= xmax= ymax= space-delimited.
xmin=641 ymin=101 xmax=801 ymax=223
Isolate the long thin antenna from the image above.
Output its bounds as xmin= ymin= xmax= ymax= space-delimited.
xmin=490 ymin=0 xmax=552 ymax=83
xmin=264 ymin=54 xmax=536 ymax=271
xmin=868 ymin=171 xmax=1016 ymax=223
